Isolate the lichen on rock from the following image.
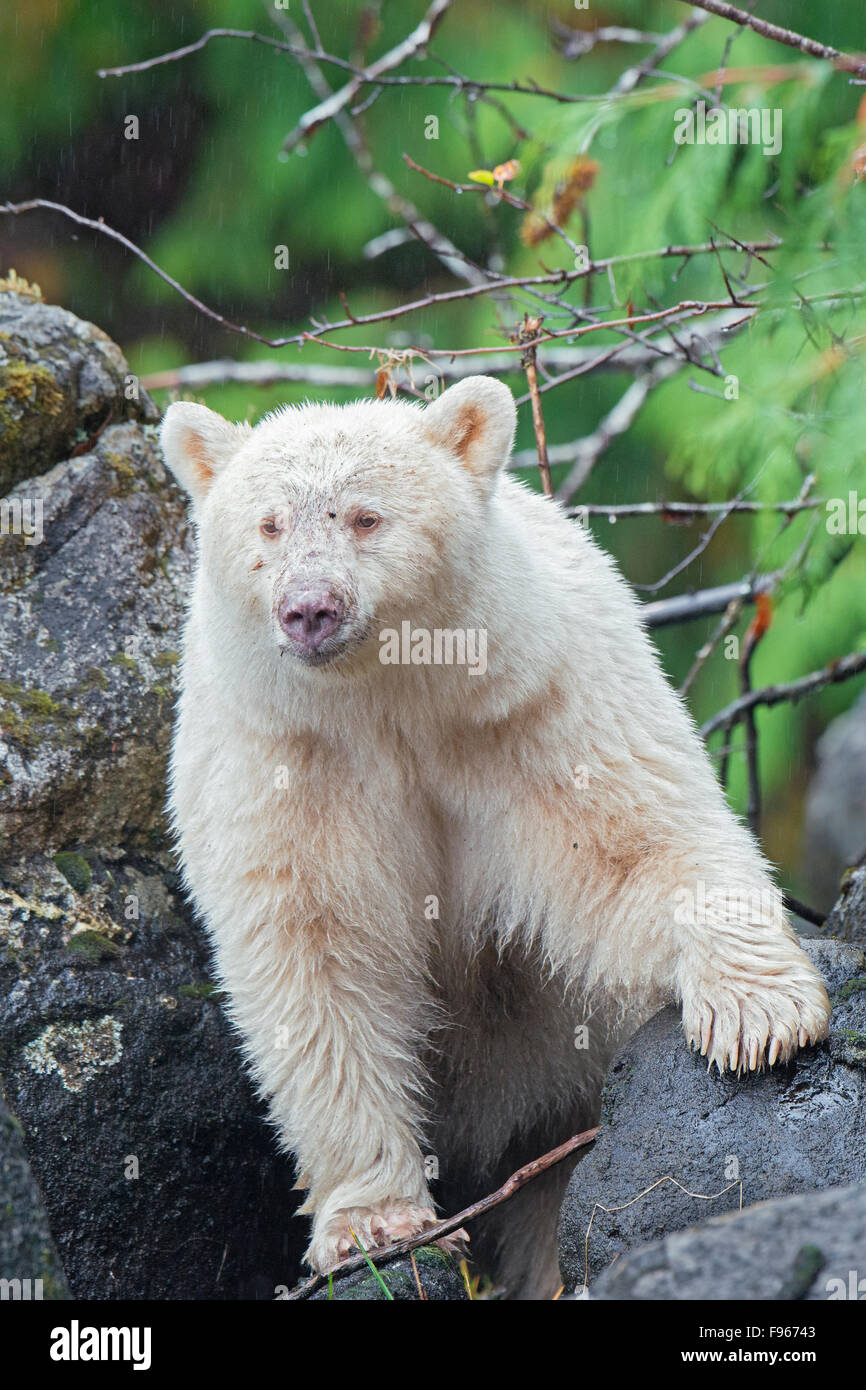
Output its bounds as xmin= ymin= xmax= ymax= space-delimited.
xmin=23 ymin=1016 xmax=123 ymax=1093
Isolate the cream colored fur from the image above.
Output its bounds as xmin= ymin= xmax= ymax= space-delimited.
xmin=161 ymin=377 xmax=830 ymax=1298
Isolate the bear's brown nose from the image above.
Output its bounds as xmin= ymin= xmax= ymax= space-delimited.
xmin=277 ymin=588 xmax=345 ymax=651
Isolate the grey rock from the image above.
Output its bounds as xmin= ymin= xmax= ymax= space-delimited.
xmin=0 ymin=285 xmax=157 ymax=493
xmin=0 ymin=300 xmax=195 ymax=856
xmin=804 ymin=690 xmax=866 ymax=909
xmin=308 ymin=1246 xmax=469 ymax=1301
xmin=0 ymin=292 xmax=306 ymax=1299
xmin=558 ymin=938 xmax=866 ymax=1293
xmin=0 ymin=1082 xmax=69 ymax=1298
xmin=590 ymin=1181 xmax=866 ymax=1300
xmin=0 ymin=850 xmax=306 ymax=1299
xmin=824 ymin=864 xmax=866 ymax=947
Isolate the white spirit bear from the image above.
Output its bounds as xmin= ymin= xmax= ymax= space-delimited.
xmin=161 ymin=377 xmax=830 ymax=1298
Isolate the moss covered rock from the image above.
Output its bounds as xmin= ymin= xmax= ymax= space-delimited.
xmin=308 ymin=1244 xmax=469 ymax=1301
xmin=0 ymin=293 xmax=195 ymax=854
xmin=0 ymin=285 xmax=158 ymax=493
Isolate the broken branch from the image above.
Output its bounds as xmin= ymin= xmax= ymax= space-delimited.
xmin=285 ymin=1125 xmax=599 ymax=1300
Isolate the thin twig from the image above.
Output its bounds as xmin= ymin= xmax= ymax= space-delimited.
xmin=712 ymin=2 xmax=757 ymax=107
xmin=281 ymin=0 xmax=454 ymax=152
xmin=554 ymin=358 xmax=682 ymax=500
xmin=285 ymin=1126 xmax=600 ymax=1301
xmin=680 ymin=596 xmax=744 ymax=696
xmin=611 ymin=7 xmax=711 ymax=97
xmin=514 ymin=303 xmax=754 ymax=407
xmin=517 ymin=315 xmax=553 ymax=497
xmin=402 ymin=153 xmax=585 ymax=259
xmin=409 ymin=1250 xmax=427 ymax=1300
xmin=525 ymin=351 xmax=552 ymax=496
xmin=300 ymin=0 xmax=323 ymax=53
xmin=554 ymin=24 xmax=666 ymax=61
xmin=97 ymin=27 xmax=302 ymax=77
xmin=633 ymin=490 xmax=748 ymax=594
xmin=738 ymin=596 xmax=772 ymax=834
xmin=0 ymin=199 xmax=289 ymax=348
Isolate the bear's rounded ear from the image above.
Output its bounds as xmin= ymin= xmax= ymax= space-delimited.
xmin=160 ymin=402 xmax=251 ymax=505
xmin=423 ymin=376 xmax=516 ymax=485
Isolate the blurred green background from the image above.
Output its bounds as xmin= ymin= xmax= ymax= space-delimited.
xmin=2 ymin=0 xmax=865 ymax=899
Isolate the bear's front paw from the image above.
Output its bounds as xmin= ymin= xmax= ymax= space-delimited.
xmin=306 ymin=1198 xmax=464 ymax=1273
xmin=681 ymin=967 xmax=830 ymax=1075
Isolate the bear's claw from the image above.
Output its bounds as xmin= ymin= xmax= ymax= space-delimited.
xmin=682 ymin=970 xmax=830 ymax=1076
xmin=306 ymin=1198 xmax=444 ymax=1273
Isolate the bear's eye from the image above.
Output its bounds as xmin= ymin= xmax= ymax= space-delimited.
xmin=354 ymin=513 xmax=380 ymax=532
xmin=259 ymin=518 xmax=282 ymax=538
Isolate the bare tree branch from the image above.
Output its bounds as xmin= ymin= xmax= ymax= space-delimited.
xmin=297 ymin=299 xmax=760 ymax=361
xmin=566 ymin=496 xmax=822 ymax=521
xmin=642 ymin=575 xmax=777 ymax=629
xmin=701 ymin=652 xmax=866 ymax=739
xmin=676 ymin=0 xmax=866 ymax=77
xmin=97 ymin=27 xmax=301 ymax=77
xmin=0 ymin=198 xmax=291 ymax=348
xmin=98 ymin=34 xmax=644 ymax=110
xmin=514 ymin=315 xmax=553 ymax=495
xmin=280 ymin=0 xmax=454 ymax=153
xmin=0 ymin=198 xmax=775 ymax=365
xmin=142 ymin=359 xmax=380 ymax=392
xmin=553 ymin=24 xmax=666 ymax=60
xmin=139 ymin=311 xmax=757 ymax=395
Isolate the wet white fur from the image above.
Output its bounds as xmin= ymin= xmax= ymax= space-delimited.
xmin=161 ymin=378 xmax=830 ymax=1296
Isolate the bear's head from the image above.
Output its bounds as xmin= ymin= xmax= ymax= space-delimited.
xmin=161 ymin=376 xmax=517 ymax=670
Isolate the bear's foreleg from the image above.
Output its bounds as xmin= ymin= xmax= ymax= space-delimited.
xmin=578 ymin=853 xmax=830 ymax=1074
xmin=210 ymin=888 xmax=442 ymax=1273
xmin=523 ymin=813 xmax=830 ymax=1075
